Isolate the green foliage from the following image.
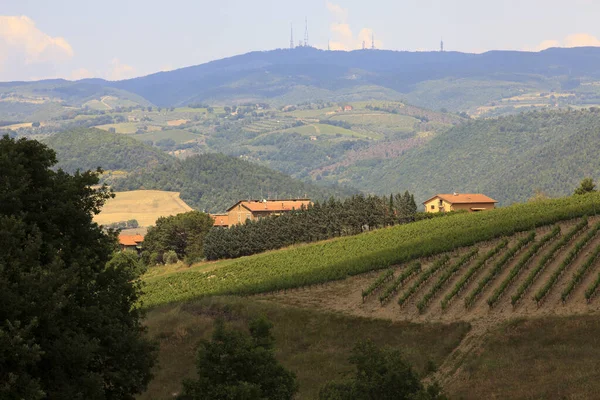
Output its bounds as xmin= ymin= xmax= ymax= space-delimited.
xmin=536 ymin=221 xmax=600 ymax=303
xmin=417 ymin=248 xmax=479 ymax=313
xmin=585 ymin=268 xmax=600 ymax=301
xmin=488 ymin=226 xmax=561 ymax=307
xmin=379 ymin=262 xmax=421 ymax=305
xmin=112 ymin=153 xmax=355 ymax=212
xmin=163 ymin=250 xmax=179 ymax=265
xmin=442 ymin=239 xmax=508 ymax=310
xmin=0 ymin=135 xmax=156 ymax=399
xmin=43 ymin=127 xmax=173 ymax=174
xmin=142 ymin=193 xmax=600 ymax=308
xmin=204 ymin=192 xmax=418 ymax=260
xmin=512 ymin=218 xmax=588 ymax=306
xmin=362 ymin=269 xmax=394 ymax=301
xmin=574 ymin=178 xmax=596 ymax=195
xmin=143 ymin=211 xmax=214 ymax=265
xmin=318 ymin=340 xmax=446 ymax=400
xmin=398 ymin=255 xmax=450 ymax=307
xmin=349 ymin=109 xmax=600 ymax=206
xmin=464 ymin=232 xmax=535 ymax=308
xmin=107 ymin=250 xmax=147 ymax=277
xmin=177 ymin=317 xmax=298 ymax=400
xmin=563 ymin=244 xmax=600 ymax=302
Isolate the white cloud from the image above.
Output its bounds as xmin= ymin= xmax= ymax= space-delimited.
xmin=531 ymin=33 xmax=600 ymax=51
xmin=324 ymin=2 xmax=382 ymax=51
xmin=107 ymin=58 xmax=137 ymax=80
xmin=0 ymin=16 xmax=74 ymax=65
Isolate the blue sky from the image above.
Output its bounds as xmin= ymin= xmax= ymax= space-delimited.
xmin=2 ymin=0 xmax=600 ymax=81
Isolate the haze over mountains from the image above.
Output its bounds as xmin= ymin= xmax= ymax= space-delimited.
xmin=5 ymin=46 xmax=600 ymax=207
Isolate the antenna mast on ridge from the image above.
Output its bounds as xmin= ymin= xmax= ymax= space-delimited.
xmin=371 ymin=33 xmax=375 ymax=50
xmin=304 ymin=17 xmax=309 ymax=47
xmin=290 ymin=23 xmax=294 ymax=49
xmin=440 ymin=38 xmax=444 ymax=52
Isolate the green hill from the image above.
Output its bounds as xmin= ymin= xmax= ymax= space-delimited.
xmin=43 ymin=128 xmax=173 ymax=174
xmin=111 ymin=152 xmax=356 ymax=212
xmin=329 ymin=108 xmax=600 ymax=205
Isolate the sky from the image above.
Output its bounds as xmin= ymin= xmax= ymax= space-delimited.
xmin=2 ymin=0 xmax=600 ymax=82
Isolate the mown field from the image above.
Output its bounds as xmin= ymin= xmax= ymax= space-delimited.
xmin=141 ymin=192 xmax=600 ymax=308
xmin=94 ymin=190 xmax=192 ymax=227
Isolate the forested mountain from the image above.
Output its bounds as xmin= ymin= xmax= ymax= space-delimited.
xmin=5 ymin=47 xmax=600 ymax=114
xmin=111 ymin=153 xmax=356 ymax=212
xmin=332 ymin=108 xmax=600 ymax=205
xmin=43 ymin=128 xmax=173 ymax=173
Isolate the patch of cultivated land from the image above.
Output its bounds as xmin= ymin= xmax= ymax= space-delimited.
xmin=262 ymin=218 xmax=600 ymax=324
xmin=140 ymin=298 xmax=470 ymax=400
xmin=140 ymin=195 xmax=600 ymax=399
xmin=94 ymin=190 xmax=192 ymax=227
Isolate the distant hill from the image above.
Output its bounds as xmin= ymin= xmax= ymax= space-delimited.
xmin=111 ymin=152 xmax=357 ymax=212
xmin=107 ymin=47 xmax=600 ymax=110
xmin=330 ymin=108 xmax=600 ymax=205
xmin=5 ymin=47 xmax=600 ymax=114
xmin=43 ymin=128 xmax=173 ymax=174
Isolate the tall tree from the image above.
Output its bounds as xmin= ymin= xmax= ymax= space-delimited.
xmin=574 ymin=178 xmax=596 ymax=195
xmin=0 ymin=135 xmax=156 ymax=399
xmin=178 ymin=317 xmax=298 ymax=400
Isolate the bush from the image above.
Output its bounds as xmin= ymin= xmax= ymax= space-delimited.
xmin=164 ymin=250 xmax=179 ymax=264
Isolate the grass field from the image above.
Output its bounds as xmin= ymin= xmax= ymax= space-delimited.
xmin=140 ymin=192 xmax=600 ymax=309
xmin=140 ymin=297 xmax=470 ymax=400
xmin=276 ymin=123 xmax=371 ymax=139
xmin=93 ymin=190 xmax=193 ymax=227
xmin=328 ymin=112 xmax=418 ymax=133
xmin=132 ymin=129 xmax=199 ymax=144
xmin=95 ymin=122 xmax=139 ymax=134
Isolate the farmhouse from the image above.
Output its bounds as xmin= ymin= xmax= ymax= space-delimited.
xmin=212 ymin=199 xmax=312 ymax=227
xmin=423 ymin=193 xmax=497 ymax=213
xmin=118 ymin=234 xmax=144 ymax=252
xmin=211 ymin=214 xmax=230 ymax=227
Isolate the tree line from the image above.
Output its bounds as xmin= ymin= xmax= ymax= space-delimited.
xmin=203 ymin=192 xmax=418 ymax=261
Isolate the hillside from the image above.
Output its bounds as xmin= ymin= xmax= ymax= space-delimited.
xmin=107 ymin=47 xmax=600 ymax=111
xmin=5 ymin=47 xmax=600 ymax=116
xmin=93 ymin=190 xmax=193 ymax=227
xmin=111 ymin=152 xmax=356 ymax=212
xmin=43 ymin=128 xmax=173 ymax=174
xmin=139 ymin=193 xmax=600 ymax=398
xmin=327 ymin=108 xmax=600 ymax=205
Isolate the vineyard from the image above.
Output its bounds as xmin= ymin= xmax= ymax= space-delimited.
xmin=264 ymin=214 xmax=600 ymax=323
xmin=141 ymin=192 xmax=600 ymax=311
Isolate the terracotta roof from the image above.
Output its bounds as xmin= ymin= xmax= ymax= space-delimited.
xmin=226 ymin=199 xmax=312 ymax=213
xmin=423 ymin=193 xmax=498 ymax=205
xmin=211 ymin=214 xmax=230 ymax=226
xmin=118 ymin=234 xmax=144 ymax=246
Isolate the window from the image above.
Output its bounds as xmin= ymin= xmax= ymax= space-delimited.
xmin=246 ymin=213 xmax=251 ymax=220
xmin=430 ymin=205 xmax=435 ymax=210
xmin=238 ymin=214 xmax=241 ymax=222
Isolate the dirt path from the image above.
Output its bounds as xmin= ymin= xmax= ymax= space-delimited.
xmin=100 ymin=96 xmax=113 ymax=110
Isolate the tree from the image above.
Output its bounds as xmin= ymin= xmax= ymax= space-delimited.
xmin=0 ymin=135 xmax=156 ymax=399
xmin=31 ymin=121 xmax=41 ymax=127
xmin=142 ymin=210 xmax=214 ymax=265
xmin=574 ymin=178 xmax=596 ymax=195
xmin=178 ymin=317 xmax=298 ymax=400
xmin=319 ymin=340 xmax=446 ymax=400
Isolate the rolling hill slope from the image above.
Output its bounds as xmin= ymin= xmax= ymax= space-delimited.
xmin=329 ymin=108 xmax=600 ymax=205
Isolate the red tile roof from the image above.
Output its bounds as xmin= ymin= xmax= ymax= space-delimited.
xmin=423 ymin=193 xmax=497 ymax=205
xmin=227 ymin=199 xmax=311 ymax=213
xmin=118 ymin=234 xmax=144 ymax=246
xmin=211 ymin=214 xmax=230 ymax=226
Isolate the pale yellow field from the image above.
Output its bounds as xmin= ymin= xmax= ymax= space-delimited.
xmin=94 ymin=190 xmax=193 ymax=227
xmin=167 ymin=119 xmax=189 ymax=126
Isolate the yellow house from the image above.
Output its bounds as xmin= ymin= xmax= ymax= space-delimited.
xmin=211 ymin=199 xmax=312 ymax=227
xmin=423 ymin=193 xmax=497 ymax=213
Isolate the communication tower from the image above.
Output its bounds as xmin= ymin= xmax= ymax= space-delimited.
xmin=371 ymin=33 xmax=375 ymax=50
xmin=304 ymin=17 xmax=309 ymax=47
xmin=440 ymin=38 xmax=444 ymax=52
xmin=290 ymin=23 xmax=294 ymax=49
